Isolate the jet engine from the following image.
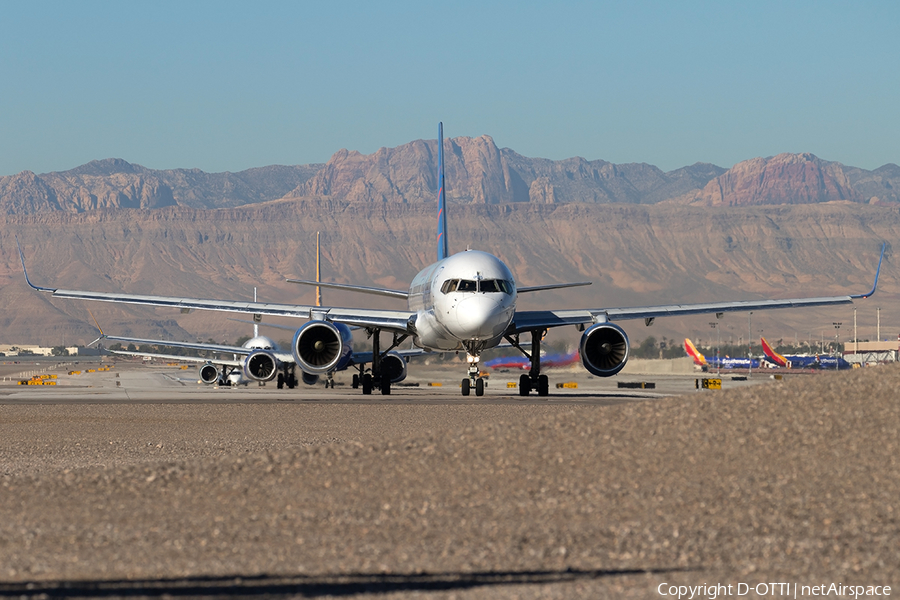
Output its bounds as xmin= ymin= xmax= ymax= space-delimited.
xmin=302 ymin=372 xmax=320 ymax=386
xmin=292 ymin=320 xmax=353 ymax=375
xmin=243 ymin=349 xmax=278 ymax=382
xmin=580 ymin=323 xmax=629 ymax=377
xmin=199 ymin=362 xmax=220 ymax=385
xmin=381 ymin=351 xmax=408 ymax=384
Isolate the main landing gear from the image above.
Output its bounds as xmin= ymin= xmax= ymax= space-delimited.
xmin=350 ymin=369 xmax=381 ymax=395
xmin=505 ymin=330 xmax=550 ymax=397
xmin=461 ymin=353 xmax=486 ymax=397
xmin=356 ymin=329 xmax=409 ymax=396
xmin=277 ymin=366 xmax=298 ymax=390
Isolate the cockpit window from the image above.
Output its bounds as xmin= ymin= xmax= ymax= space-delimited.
xmin=441 ymin=278 xmax=514 ymax=294
xmin=480 ymin=279 xmax=513 ymax=294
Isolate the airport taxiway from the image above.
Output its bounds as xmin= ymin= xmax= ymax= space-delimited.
xmin=0 ymin=359 xmax=774 ymax=405
xmin=4 ymin=360 xmax=895 ymax=599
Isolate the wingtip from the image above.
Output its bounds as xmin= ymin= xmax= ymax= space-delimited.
xmin=850 ymin=242 xmax=885 ymax=299
xmin=17 ymin=238 xmax=57 ymax=293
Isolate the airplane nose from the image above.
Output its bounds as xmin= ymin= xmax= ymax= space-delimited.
xmin=451 ymin=295 xmax=505 ymax=339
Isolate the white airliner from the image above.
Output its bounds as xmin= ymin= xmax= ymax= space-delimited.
xmin=101 ymin=331 xmax=414 ymax=391
xmin=18 ymin=124 xmax=884 ymax=397
xmin=94 ymin=256 xmax=418 ymax=391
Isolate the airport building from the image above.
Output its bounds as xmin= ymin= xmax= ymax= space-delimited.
xmin=843 ymin=341 xmax=899 ymax=365
xmin=0 ymin=344 xmax=81 ymax=357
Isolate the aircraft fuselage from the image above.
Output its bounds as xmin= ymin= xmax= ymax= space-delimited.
xmin=408 ymin=250 xmax=517 ymax=352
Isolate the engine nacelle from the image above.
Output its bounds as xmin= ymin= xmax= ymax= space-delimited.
xmin=580 ymin=323 xmax=629 ymax=377
xmin=292 ymin=320 xmax=353 ymax=375
xmin=302 ymin=371 xmax=320 ymax=386
xmin=243 ymin=349 xmax=278 ymax=382
xmin=199 ymin=362 xmax=220 ymax=385
xmin=381 ymin=351 xmax=408 ymax=384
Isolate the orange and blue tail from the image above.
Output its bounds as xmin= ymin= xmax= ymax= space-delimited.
xmin=437 ymin=123 xmax=449 ymax=261
xmin=760 ymin=337 xmax=788 ymax=367
xmin=684 ymin=338 xmax=707 ymax=366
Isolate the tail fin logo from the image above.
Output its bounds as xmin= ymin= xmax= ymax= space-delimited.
xmin=760 ymin=337 xmax=787 ymax=367
xmin=684 ymin=338 xmax=706 ymax=365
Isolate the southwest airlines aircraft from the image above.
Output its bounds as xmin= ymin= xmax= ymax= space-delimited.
xmin=18 ymin=124 xmax=884 ymax=397
xmin=761 ymin=336 xmax=851 ymax=370
xmin=684 ymin=338 xmax=760 ymax=370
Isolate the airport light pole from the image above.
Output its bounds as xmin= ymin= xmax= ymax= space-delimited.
xmin=833 ymin=322 xmax=842 ymax=371
xmin=709 ymin=321 xmax=720 ymax=375
xmin=748 ymin=312 xmax=752 ymax=377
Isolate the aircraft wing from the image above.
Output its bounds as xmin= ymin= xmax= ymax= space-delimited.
xmin=34 ymin=288 xmax=413 ymax=331
xmin=18 ymin=240 xmax=415 ymax=334
xmin=511 ymin=295 xmax=858 ymax=334
xmin=510 ymin=244 xmax=884 ymax=334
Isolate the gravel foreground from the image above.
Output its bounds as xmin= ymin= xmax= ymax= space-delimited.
xmin=1 ymin=367 xmax=898 ymax=599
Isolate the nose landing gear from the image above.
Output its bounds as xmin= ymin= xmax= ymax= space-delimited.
xmin=461 ymin=353 xmax=486 ymax=396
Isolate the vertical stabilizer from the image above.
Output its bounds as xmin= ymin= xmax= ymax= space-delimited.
xmin=253 ymin=287 xmax=259 ymax=338
xmin=316 ymin=232 xmax=322 ymax=307
xmin=760 ymin=337 xmax=787 ymax=367
xmin=437 ymin=123 xmax=449 ymax=261
xmin=684 ymin=338 xmax=706 ymax=366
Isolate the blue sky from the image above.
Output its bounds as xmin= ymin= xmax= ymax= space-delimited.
xmin=1 ymin=1 xmax=898 ymax=176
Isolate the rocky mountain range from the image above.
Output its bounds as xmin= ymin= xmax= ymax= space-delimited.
xmin=2 ymin=133 xmax=899 ymax=348
xmin=2 ymin=135 xmax=898 ymax=214
xmin=0 ymin=160 xmax=322 ymax=214
xmin=1 ymin=201 xmax=897 ymax=348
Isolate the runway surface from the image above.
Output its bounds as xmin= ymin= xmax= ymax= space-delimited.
xmin=1 ymin=360 xmax=897 ymax=598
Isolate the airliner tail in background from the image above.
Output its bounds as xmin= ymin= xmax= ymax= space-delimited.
xmin=760 ymin=337 xmax=788 ymax=367
xmin=684 ymin=338 xmax=706 ymax=366
xmin=684 ymin=338 xmax=760 ymax=369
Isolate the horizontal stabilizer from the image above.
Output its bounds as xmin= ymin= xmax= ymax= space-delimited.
xmin=108 ymin=348 xmax=243 ymax=367
xmin=104 ymin=335 xmax=252 ymax=355
xmin=286 ymin=278 xmax=409 ymax=299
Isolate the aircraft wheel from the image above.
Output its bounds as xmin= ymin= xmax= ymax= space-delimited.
xmin=381 ymin=378 xmax=391 ymax=395
xmin=361 ymin=373 xmax=373 ymax=395
xmin=475 ymin=377 xmax=485 ymax=397
xmin=277 ymin=373 xmax=284 ymax=389
xmin=537 ymin=374 xmax=549 ymax=397
xmin=352 ymin=374 xmax=359 ymax=389
xmin=461 ymin=378 xmax=470 ymax=396
xmin=518 ymin=374 xmax=531 ymax=396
